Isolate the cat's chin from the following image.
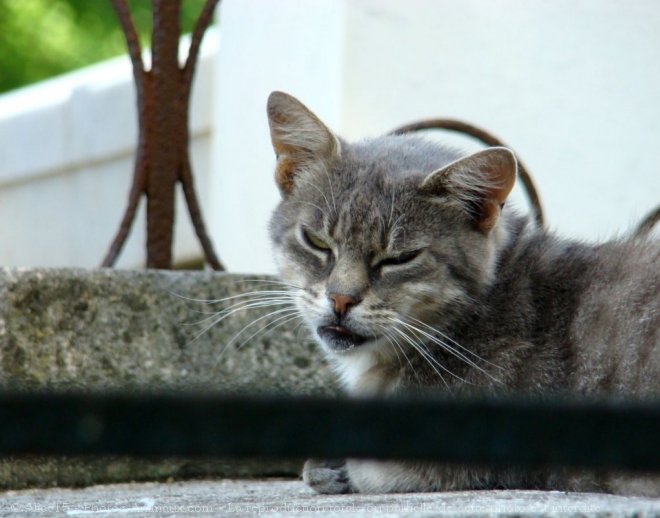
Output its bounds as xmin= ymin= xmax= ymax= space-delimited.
xmin=317 ymin=325 xmax=371 ymax=353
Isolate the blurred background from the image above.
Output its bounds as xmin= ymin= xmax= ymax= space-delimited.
xmin=0 ymin=0 xmax=659 ymax=272
xmin=0 ymin=0 xmax=206 ymax=93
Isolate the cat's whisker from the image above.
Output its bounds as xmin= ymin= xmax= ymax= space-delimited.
xmin=394 ymin=317 xmax=476 ymax=368
xmin=184 ymin=304 xmax=284 ymax=329
xmin=295 ymin=320 xmax=311 ymax=344
xmin=171 ymin=289 xmax=295 ymax=305
xmin=388 ymin=213 xmax=406 ymax=248
xmin=222 ymin=310 xmax=303 ymax=358
xmin=392 ymin=317 xmax=498 ymax=384
xmin=387 ymin=184 xmax=397 ymax=228
xmin=388 ymin=342 xmax=403 ymax=366
xmin=410 ymin=342 xmax=458 ymax=389
xmin=295 ymin=176 xmax=334 ymax=218
xmin=212 ymin=315 xmax=299 ymax=368
xmin=319 ymin=164 xmax=338 ymax=216
xmin=404 ymin=316 xmax=504 ymax=374
xmin=289 ymin=200 xmax=328 ymax=215
xmin=394 ymin=317 xmax=483 ymax=370
xmin=184 ymin=295 xmax=297 ymax=327
xmin=390 ymin=326 xmax=457 ymax=389
xmin=376 ymin=324 xmax=424 ymax=386
xmin=224 ymin=278 xmax=304 ymax=291
xmin=214 ymin=306 xmax=301 ymax=364
xmin=185 ymin=292 xmax=296 ymax=318
xmin=187 ymin=298 xmax=297 ymax=343
xmin=373 ymin=324 xmax=402 ymax=363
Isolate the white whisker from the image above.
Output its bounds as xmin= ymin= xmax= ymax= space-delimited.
xmin=214 ymin=306 xmax=300 ymax=362
xmin=296 ymin=176 xmax=334 ymax=217
xmin=388 ymin=183 xmax=396 ymax=228
xmin=219 ymin=309 xmax=303 ymax=360
xmin=188 ymin=298 xmax=296 ymax=343
xmin=171 ymin=289 xmax=295 ymax=305
xmin=376 ymin=324 xmax=423 ymax=386
xmin=319 ymin=164 xmax=338 ymax=216
xmin=390 ymin=326 xmax=457 ymax=389
xmin=183 ymin=296 xmax=295 ymax=327
xmin=222 ymin=278 xmax=304 ymax=290
xmin=289 ymin=200 xmax=328 ymax=214
xmin=406 ymin=315 xmax=504 ymax=372
xmin=393 ymin=317 xmax=499 ymax=384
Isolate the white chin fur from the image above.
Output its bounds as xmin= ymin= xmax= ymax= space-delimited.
xmin=323 ymin=337 xmax=401 ymax=395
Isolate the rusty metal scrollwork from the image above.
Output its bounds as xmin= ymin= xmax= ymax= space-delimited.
xmin=103 ymin=0 xmax=223 ymax=270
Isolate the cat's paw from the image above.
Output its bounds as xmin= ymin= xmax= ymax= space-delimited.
xmin=302 ymin=459 xmax=353 ymax=494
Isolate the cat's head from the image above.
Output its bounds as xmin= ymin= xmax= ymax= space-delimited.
xmin=267 ymin=91 xmax=516 ymax=359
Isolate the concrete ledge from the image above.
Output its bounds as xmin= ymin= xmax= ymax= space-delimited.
xmin=2 ymin=479 xmax=659 ymax=517
xmin=0 ymin=30 xmax=217 ymax=270
xmin=0 ymin=268 xmax=337 ymax=488
xmin=2 ymin=267 xmax=658 ymax=518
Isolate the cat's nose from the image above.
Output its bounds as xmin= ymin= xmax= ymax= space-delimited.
xmin=329 ymin=293 xmax=359 ymax=317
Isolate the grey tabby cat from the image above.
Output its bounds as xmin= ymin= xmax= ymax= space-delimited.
xmin=266 ymin=91 xmax=659 ymax=496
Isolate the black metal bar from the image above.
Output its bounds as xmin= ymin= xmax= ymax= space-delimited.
xmin=0 ymin=393 xmax=658 ymax=473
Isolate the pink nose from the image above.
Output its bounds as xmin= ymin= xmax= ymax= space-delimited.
xmin=329 ymin=293 xmax=358 ymax=316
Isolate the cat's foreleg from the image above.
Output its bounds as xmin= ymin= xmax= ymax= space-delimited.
xmin=302 ymin=459 xmax=354 ymax=494
xmin=304 ymin=458 xmax=448 ymax=494
xmin=345 ymin=460 xmax=439 ymax=493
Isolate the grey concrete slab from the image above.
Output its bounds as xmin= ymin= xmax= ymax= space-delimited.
xmin=1 ymin=479 xmax=659 ymax=518
xmin=0 ymin=265 xmax=658 ymax=518
xmin=0 ymin=268 xmax=337 ymax=488
xmin=0 ymin=268 xmax=337 ymax=395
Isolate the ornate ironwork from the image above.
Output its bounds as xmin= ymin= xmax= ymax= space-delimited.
xmin=391 ymin=119 xmax=545 ymax=228
xmin=103 ymin=0 xmax=223 ymax=270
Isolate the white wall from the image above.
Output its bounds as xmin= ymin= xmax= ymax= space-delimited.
xmin=210 ymin=0 xmax=660 ymax=273
xmin=0 ymin=31 xmax=218 ymax=269
xmin=209 ymin=0 xmax=346 ymax=274
xmin=1 ymin=2 xmax=658 ymax=271
xmin=338 ymin=0 xmax=660 ymax=242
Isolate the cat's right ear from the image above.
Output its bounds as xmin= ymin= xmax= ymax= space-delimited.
xmin=420 ymin=147 xmax=517 ymax=233
xmin=267 ymin=91 xmax=341 ymax=196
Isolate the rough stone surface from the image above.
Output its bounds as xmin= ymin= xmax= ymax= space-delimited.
xmin=0 ymin=268 xmax=336 ymax=394
xmin=1 ymin=479 xmax=659 ymax=517
xmin=0 ymin=268 xmax=338 ymax=489
xmin=1 ymin=268 xmax=658 ymax=516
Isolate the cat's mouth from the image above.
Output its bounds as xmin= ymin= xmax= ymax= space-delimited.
xmin=317 ymin=325 xmax=368 ymax=352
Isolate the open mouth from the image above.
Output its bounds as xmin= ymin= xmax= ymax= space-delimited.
xmin=317 ymin=325 xmax=368 ymax=352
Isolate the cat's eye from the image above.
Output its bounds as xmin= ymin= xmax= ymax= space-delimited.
xmin=302 ymin=228 xmax=331 ymax=251
xmin=376 ymin=249 xmax=423 ymax=269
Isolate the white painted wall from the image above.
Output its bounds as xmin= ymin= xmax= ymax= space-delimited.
xmin=336 ymin=0 xmax=660 ymax=242
xmin=209 ymin=0 xmax=346 ymax=274
xmin=0 ymin=2 xmax=658 ymax=271
xmin=0 ymin=31 xmax=218 ymax=269
xmin=210 ymin=0 xmax=660 ymax=273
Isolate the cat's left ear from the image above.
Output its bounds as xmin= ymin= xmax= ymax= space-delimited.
xmin=420 ymin=147 xmax=517 ymax=232
xmin=267 ymin=91 xmax=341 ymax=196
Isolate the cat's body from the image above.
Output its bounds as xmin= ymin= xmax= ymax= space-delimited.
xmin=266 ymin=91 xmax=659 ymax=495
xmin=332 ymin=224 xmax=658 ymax=399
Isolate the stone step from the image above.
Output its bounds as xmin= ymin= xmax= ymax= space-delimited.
xmin=0 ymin=268 xmax=338 ymax=489
xmin=3 ymin=479 xmax=659 ymax=518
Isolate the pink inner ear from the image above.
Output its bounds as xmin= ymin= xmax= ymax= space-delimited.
xmin=478 ymin=200 xmax=500 ymax=232
xmin=274 ymin=155 xmax=297 ymax=195
xmin=473 ymin=151 xmax=516 ymax=232
xmin=483 ymin=159 xmax=516 ymax=206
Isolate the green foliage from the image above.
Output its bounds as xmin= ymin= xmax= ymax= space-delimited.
xmin=0 ymin=0 xmax=209 ymax=93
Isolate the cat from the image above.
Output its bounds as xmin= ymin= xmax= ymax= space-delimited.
xmin=265 ymin=91 xmax=660 ymax=496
